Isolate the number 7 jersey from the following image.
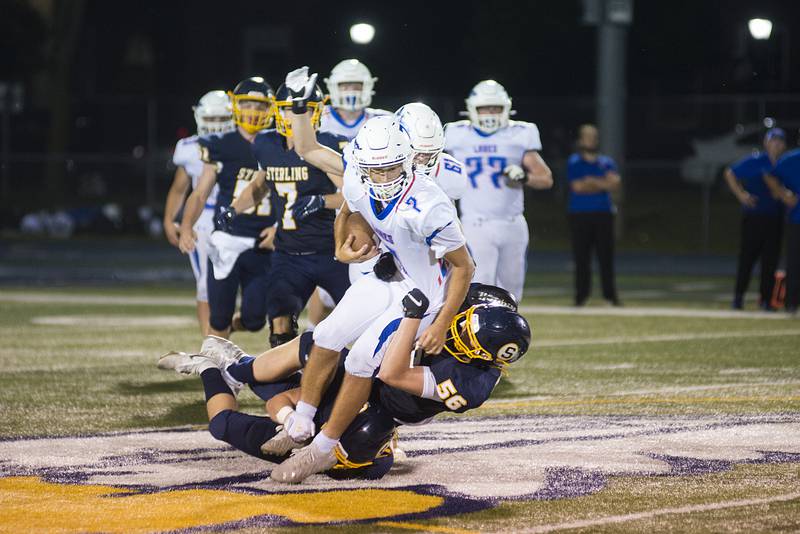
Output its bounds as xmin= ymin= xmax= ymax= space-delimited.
xmin=444 ymin=119 xmax=542 ymax=218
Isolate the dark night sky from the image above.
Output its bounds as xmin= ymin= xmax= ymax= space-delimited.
xmin=2 ymin=0 xmax=800 ymax=154
xmin=69 ymin=0 xmax=800 ymax=99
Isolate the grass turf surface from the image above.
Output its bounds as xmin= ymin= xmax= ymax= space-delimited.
xmin=0 ymin=276 xmax=798 ymax=532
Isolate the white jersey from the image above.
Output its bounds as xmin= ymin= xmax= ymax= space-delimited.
xmin=444 ymin=119 xmax=541 ymax=218
xmin=342 ymin=147 xmax=466 ymax=305
xmin=430 ymin=153 xmax=468 ymax=201
xmin=319 ymin=106 xmax=391 ymax=140
xmin=172 ymin=135 xmax=218 ymax=206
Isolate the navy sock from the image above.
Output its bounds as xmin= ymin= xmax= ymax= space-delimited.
xmin=226 ymin=356 xmax=256 ymax=384
xmin=201 ymin=368 xmax=232 ymax=401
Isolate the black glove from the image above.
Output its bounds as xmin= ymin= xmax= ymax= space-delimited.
xmin=402 ymin=289 xmax=429 ymax=319
xmin=292 ymin=195 xmax=325 ymax=222
xmin=373 ymin=251 xmax=398 ymax=281
xmin=215 ymin=206 xmax=236 ymax=232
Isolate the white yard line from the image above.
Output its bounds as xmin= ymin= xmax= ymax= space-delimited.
xmin=535 ymin=329 xmax=800 ymax=347
xmin=519 ymin=304 xmax=793 ymax=320
xmin=511 ymin=492 xmax=800 ymax=533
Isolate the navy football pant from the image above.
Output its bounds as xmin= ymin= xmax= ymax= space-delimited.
xmin=207 ymin=248 xmax=271 ymax=332
xmin=266 ymin=251 xmax=350 ymax=320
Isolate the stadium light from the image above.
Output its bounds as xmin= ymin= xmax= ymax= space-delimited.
xmin=350 ymin=23 xmax=375 ymax=45
xmin=748 ymin=18 xmax=773 ymax=40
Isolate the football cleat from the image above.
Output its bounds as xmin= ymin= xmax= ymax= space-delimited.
xmin=157 ymin=351 xmax=215 ymax=376
xmin=260 ymin=427 xmax=308 ymax=457
xmin=270 ymin=442 xmax=337 ymax=484
xmin=200 ymin=336 xmax=246 ymax=395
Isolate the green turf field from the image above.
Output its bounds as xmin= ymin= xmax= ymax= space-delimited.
xmin=0 ymin=276 xmax=798 ymax=533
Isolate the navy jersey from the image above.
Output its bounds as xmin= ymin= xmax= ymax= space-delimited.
xmin=252 ymin=130 xmax=348 ymax=255
xmin=198 ymin=131 xmax=276 ymax=239
xmin=372 ymin=352 xmax=502 ymax=424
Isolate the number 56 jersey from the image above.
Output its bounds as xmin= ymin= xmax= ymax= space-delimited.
xmin=444 ymin=119 xmax=542 ymax=219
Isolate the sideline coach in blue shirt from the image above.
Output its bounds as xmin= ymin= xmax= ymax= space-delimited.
xmin=566 ymin=124 xmax=621 ymax=306
xmin=724 ymin=128 xmax=787 ymax=310
xmin=766 ymin=147 xmax=800 ymax=314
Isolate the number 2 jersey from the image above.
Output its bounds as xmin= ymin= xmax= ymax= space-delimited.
xmin=444 ymin=119 xmax=542 ymax=218
xmin=198 ymin=130 xmax=276 ymax=238
xmin=341 ymin=144 xmax=467 ymax=307
xmin=251 ymin=130 xmax=347 ymax=255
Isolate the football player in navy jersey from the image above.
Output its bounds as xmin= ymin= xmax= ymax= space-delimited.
xmin=223 ymin=83 xmax=350 ymax=348
xmin=179 ymin=77 xmax=277 ymax=339
xmin=157 ymin=283 xmax=529 ymax=482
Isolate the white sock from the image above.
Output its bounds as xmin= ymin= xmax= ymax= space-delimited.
xmin=295 ymin=401 xmax=317 ymax=420
xmin=312 ymin=431 xmax=339 ymax=454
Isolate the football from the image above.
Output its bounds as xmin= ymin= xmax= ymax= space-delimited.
xmin=346 ymin=212 xmax=376 ymax=251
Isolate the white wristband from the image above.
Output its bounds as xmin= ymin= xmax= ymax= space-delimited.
xmin=276 ymin=406 xmax=294 ymax=425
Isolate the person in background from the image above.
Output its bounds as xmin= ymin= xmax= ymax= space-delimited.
xmin=566 ymin=124 xmax=621 ymax=307
xmin=765 ymin=146 xmax=800 ymax=314
xmin=724 ymin=128 xmax=787 ymax=311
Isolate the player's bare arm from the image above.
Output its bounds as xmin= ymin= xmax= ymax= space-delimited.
xmin=376 ymin=315 xmax=426 ymax=396
xmin=284 ymin=67 xmax=345 ymax=176
xmin=265 ymin=388 xmax=301 ymax=423
xmin=179 ymin=163 xmax=217 ymax=253
xmin=333 ymin=203 xmax=378 ymax=262
xmin=522 ymin=150 xmax=554 ymax=189
xmin=570 ymin=176 xmax=604 ymax=194
xmin=163 ymin=165 xmax=191 ymax=247
xmin=231 ymin=170 xmax=269 ymax=214
xmin=418 ymin=245 xmax=475 ymax=354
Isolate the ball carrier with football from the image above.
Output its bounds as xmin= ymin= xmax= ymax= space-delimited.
xmin=266 ymin=67 xmax=475 ymax=484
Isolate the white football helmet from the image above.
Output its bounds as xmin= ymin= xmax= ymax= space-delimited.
xmin=352 ymin=115 xmax=413 ymax=201
xmin=193 ymin=90 xmax=235 ymax=135
xmin=396 ymin=102 xmax=444 ymax=175
xmin=465 ymin=80 xmax=513 ymax=134
xmin=324 ymin=59 xmax=377 ymax=112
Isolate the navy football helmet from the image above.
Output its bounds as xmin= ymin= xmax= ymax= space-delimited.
xmin=460 ymin=283 xmax=518 ymax=312
xmin=228 ymin=77 xmax=275 ymax=133
xmin=272 ymin=83 xmax=327 ymax=137
xmin=326 ymin=404 xmax=396 ymax=480
xmin=445 ymin=304 xmax=531 ymax=367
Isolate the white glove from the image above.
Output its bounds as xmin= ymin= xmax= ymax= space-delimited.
xmin=503 ymin=164 xmax=527 ymax=184
xmin=285 ymin=66 xmax=318 ymax=101
xmin=284 ymin=410 xmax=315 ymax=441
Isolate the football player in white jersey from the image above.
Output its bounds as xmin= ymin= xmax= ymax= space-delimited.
xmin=444 ymin=80 xmax=553 ymax=301
xmin=396 ymin=102 xmax=467 ymax=202
xmin=310 ymin=59 xmax=391 ymax=325
xmin=318 ymin=59 xmax=390 ymax=140
xmin=163 ymin=91 xmax=234 ymax=335
xmin=265 ymin=68 xmax=474 ymax=484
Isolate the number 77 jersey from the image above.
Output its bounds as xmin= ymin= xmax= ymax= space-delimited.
xmin=443 ymin=119 xmax=542 ymax=218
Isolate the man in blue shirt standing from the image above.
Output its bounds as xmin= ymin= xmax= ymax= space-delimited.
xmin=724 ymin=128 xmax=787 ymax=310
xmin=566 ymin=124 xmax=621 ymax=306
xmin=766 ymin=147 xmax=800 ymax=314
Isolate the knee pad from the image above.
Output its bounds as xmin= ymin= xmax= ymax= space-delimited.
xmin=208 ymin=410 xmax=233 ymax=441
